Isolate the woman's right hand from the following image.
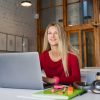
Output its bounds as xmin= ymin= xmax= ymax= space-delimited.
xmin=42 ymin=76 xmax=55 ymax=84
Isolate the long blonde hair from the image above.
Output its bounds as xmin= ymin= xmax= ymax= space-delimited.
xmin=42 ymin=23 xmax=69 ymax=76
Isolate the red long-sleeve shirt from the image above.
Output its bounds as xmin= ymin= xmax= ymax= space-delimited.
xmin=40 ymin=51 xmax=81 ymax=84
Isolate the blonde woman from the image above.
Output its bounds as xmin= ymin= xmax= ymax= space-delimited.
xmin=40 ymin=23 xmax=80 ymax=85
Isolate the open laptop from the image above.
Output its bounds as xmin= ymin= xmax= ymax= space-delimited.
xmin=0 ymin=52 xmax=44 ymax=90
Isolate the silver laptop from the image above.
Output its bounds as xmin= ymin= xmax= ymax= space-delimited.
xmin=0 ymin=52 xmax=44 ymax=90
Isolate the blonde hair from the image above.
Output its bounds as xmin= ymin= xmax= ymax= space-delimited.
xmin=68 ymin=43 xmax=81 ymax=67
xmin=42 ymin=23 xmax=69 ymax=76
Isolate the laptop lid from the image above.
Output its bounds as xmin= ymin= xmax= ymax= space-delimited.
xmin=0 ymin=52 xmax=44 ymax=90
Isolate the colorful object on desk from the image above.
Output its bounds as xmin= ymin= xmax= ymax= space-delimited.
xmin=33 ymin=86 xmax=87 ymax=100
xmin=67 ymin=86 xmax=74 ymax=95
xmin=54 ymin=84 xmax=64 ymax=89
xmin=51 ymin=85 xmax=65 ymax=93
xmin=51 ymin=88 xmax=56 ymax=93
xmin=54 ymin=76 xmax=60 ymax=84
xmin=63 ymin=87 xmax=67 ymax=93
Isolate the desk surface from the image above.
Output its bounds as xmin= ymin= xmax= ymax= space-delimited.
xmin=0 ymin=88 xmax=99 ymax=100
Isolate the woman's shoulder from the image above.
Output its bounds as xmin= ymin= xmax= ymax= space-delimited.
xmin=40 ymin=50 xmax=48 ymax=57
xmin=67 ymin=51 xmax=78 ymax=60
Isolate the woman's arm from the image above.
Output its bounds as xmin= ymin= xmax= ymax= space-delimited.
xmin=60 ymin=54 xmax=81 ymax=84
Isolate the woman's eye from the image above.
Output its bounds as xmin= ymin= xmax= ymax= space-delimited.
xmin=48 ymin=32 xmax=57 ymax=34
xmin=54 ymin=32 xmax=57 ymax=34
xmin=48 ymin=32 xmax=51 ymax=34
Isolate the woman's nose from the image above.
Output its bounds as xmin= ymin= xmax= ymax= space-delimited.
xmin=51 ymin=33 xmax=55 ymax=37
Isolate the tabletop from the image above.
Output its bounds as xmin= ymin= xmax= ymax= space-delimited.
xmin=0 ymin=88 xmax=99 ymax=100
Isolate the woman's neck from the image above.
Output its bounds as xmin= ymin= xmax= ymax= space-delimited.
xmin=50 ymin=46 xmax=60 ymax=55
xmin=49 ymin=46 xmax=61 ymax=62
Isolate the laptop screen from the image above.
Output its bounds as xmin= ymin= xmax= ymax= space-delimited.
xmin=0 ymin=52 xmax=44 ymax=90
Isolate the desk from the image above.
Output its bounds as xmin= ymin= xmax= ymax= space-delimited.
xmin=0 ymin=88 xmax=99 ymax=100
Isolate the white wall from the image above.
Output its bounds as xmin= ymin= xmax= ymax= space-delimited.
xmin=0 ymin=0 xmax=37 ymax=51
xmin=81 ymin=68 xmax=100 ymax=83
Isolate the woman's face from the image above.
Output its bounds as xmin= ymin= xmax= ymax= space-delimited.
xmin=47 ymin=26 xmax=59 ymax=46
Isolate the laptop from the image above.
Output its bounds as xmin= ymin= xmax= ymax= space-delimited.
xmin=0 ymin=52 xmax=44 ymax=90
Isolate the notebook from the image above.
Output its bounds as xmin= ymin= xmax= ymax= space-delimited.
xmin=0 ymin=52 xmax=44 ymax=90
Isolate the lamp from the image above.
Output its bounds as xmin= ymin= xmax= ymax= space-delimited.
xmin=21 ymin=0 xmax=32 ymax=7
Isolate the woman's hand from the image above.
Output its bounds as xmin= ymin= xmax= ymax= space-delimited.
xmin=42 ymin=76 xmax=55 ymax=84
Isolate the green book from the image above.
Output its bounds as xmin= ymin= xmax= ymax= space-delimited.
xmin=33 ymin=88 xmax=87 ymax=100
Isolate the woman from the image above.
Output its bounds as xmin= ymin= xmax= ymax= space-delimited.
xmin=40 ymin=23 xmax=81 ymax=85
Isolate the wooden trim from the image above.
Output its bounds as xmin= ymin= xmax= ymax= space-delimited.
xmin=65 ymin=24 xmax=93 ymax=31
xmin=93 ymin=0 xmax=100 ymax=66
xmin=94 ymin=28 xmax=100 ymax=66
xmin=78 ymin=30 xmax=82 ymax=68
xmin=63 ymin=0 xmax=67 ymax=28
xmin=37 ymin=0 xmax=42 ymax=53
xmin=93 ymin=0 xmax=99 ymax=23
xmin=83 ymin=31 xmax=87 ymax=67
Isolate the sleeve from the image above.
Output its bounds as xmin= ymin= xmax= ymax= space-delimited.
xmin=60 ymin=55 xmax=81 ymax=84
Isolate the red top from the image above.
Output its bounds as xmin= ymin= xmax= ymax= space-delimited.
xmin=40 ymin=51 xmax=81 ymax=84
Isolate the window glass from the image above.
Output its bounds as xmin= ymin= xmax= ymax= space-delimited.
xmin=67 ymin=0 xmax=79 ymax=4
xmin=67 ymin=2 xmax=81 ymax=26
xmin=82 ymin=0 xmax=93 ymax=23
xmin=85 ymin=31 xmax=94 ymax=66
xmin=67 ymin=0 xmax=93 ymax=26
xmin=52 ymin=6 xmax=63 ymax=25
xmin=52 ymin=0 xmax=63 ymax=6
xmin=70 ymin=32 xmax=79 ymax=50
xmin=81 ymin=30 xmax=94 ymax=67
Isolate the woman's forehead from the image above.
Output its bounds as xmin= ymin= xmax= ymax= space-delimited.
xmin=48 ymin=26 xmax=58 ymax=32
